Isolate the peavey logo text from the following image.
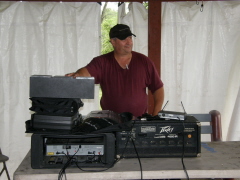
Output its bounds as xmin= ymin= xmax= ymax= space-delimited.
xmin=160 ymin=126 xmax=174 ymax=133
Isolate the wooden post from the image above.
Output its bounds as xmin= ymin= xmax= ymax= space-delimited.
xmin=148 ymin=0 xmax=161 ymax=114
xmin=209 ymin=110 xmax=222 ymax=141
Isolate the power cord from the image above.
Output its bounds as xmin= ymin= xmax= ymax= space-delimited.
xmin=131 ymin=137 xmax=143 ymax=180
xmin=74 ymin=158 xmax=118 ymax=172
xmin=58 ymin=146 xmax=120 ymax=180
xmin=181 ymin=120 xmax=190 ymax=180
xmin=118 ymin=120 xmax=143 ymax=180
xmin=58 ymin=146 xmax=80 ymax=180
xmin=119 ymin=120 xmax=136 ymax=157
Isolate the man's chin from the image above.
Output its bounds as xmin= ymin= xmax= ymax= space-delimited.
xmin=124 ymin=48 xmax=132 ymax=53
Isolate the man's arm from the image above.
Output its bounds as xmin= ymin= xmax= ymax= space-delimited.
xmin=65 ymin=67 xmax=91 ymax=78
xmin=152 ymin=87 xmax=164 ymax=116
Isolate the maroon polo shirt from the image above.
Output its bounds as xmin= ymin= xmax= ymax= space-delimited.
xmin=86 ymin=51 xmax=163 ymax=117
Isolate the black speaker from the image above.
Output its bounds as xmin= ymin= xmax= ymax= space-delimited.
xmin=116 ymin=116 xmax=201 ymax=158
xmin=30 ymin=75 xmax=95 ymax=99
xmin=31 ymin=133 xmax=116 ymax=169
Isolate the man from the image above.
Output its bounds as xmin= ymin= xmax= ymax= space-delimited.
xmin=66 ymin=24 xmax=164 ymax=117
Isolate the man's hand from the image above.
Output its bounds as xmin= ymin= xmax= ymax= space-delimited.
xmin=65 ymin=67 xmax=91 ymax=78
xmin=65 ymin=73 xmax=76 ymax=77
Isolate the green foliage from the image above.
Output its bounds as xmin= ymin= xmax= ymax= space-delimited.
xmin=101 ymin=8 xmax=117 ymax=55
xmin=143 ymin=1 xmax=148 ymax=9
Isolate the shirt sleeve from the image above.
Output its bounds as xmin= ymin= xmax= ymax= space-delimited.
xmin=85 ymin=57 xmax=103 ymax=84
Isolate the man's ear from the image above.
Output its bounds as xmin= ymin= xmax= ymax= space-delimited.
xmin=109 ymin=38 xmax=115 ymax=46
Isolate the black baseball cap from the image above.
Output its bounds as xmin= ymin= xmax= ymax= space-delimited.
xmin=109 ymin=24 xmax=136 ymax=40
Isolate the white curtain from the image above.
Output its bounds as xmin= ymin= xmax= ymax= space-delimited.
xmin=161 ymin=1 xmax=240 ymax=141
xmin=118 ymin=2 xmax=148 ymax=56
xmin=227 ymin=86 xmax=240 ymax=140
xmin=0 ymin=1 xmax=101 ymax=179
xmin=1 ymin=1 xmax=240 ymax=179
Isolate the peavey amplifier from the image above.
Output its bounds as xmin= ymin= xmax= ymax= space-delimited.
xmin=31 ymin=133 xmax=116 ymax=169
xmin=116 ymin=115 xmax=201 ymax=158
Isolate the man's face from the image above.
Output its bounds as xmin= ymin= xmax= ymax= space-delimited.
xmin=111 ymin=36 xmax=133 ymax=55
